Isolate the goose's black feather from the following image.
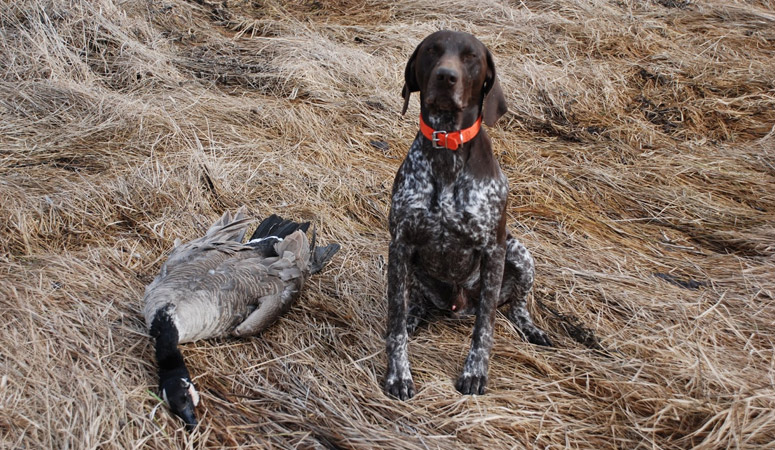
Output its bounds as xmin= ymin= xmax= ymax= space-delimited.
xmin=249 ymin=214 xmax=311 ymax=242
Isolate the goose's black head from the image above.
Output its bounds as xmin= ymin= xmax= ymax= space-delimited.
xmin=161 ymin=376 xmax=200 ymax=431
xmin=151 ymin=307 xmax=200 ymax=431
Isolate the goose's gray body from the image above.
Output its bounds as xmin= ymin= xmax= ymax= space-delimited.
xmin=144 ymin=207 xmax=339 ymax=430
xmin=144 ymin=207 xmax=313 ymax=343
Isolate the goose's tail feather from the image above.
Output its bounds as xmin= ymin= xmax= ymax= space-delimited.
xmin=307 ymin=226 xmax=341 ymax=275
xmin=309 ymin=242 xmax=341 ymax=275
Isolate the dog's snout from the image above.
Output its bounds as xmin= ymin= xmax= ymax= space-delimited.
xmin=434 ymin=67 xmax=459 ymax=86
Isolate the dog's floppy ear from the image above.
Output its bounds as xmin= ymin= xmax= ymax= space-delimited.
xmin=401 ymin=42 xmax=422 ymax=115
xmin=482 ymin=49 xmax=508 ymax=126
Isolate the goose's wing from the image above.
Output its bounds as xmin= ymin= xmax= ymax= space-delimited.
xmin=153 ymin=207 xmax=253 ymax=282
xmin=203 ymin=206 xmax=249 ymax=242
xmin=231 ymin=230 xmax=310 ymax=337
xmin=144 ymin=239 xmax=250 ymax=298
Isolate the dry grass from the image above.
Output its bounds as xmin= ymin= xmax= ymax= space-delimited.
xmin=1 ymin=0 xmax=774 ymax=448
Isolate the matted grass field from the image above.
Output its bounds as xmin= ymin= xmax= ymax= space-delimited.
xmin=1 ymin=0 xmax=774 ymax=448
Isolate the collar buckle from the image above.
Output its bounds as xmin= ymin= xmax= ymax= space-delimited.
xmin=431 ymin=130 xmax=447 ymax=149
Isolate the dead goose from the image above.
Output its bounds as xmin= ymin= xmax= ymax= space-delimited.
xmin=143 ymin=207 xmax=340 ymax=430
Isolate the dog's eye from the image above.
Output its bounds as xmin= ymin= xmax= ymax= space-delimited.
xmin=427 ymin=44 xmax=441 ymax=56
xmin=462 ymin=52 xmax=477 ymax=62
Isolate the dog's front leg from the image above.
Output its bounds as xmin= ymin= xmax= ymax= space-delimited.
xmin=385 ymin=240 xmax=416 ymax=400
xmin=456 ymin=243 xmax=506 ymax=395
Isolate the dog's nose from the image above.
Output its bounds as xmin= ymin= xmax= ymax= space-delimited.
xmin=434 ymin=67 xmax=459 ymax=86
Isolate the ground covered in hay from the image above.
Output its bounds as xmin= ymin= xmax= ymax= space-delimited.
xmin=1 ymin=0 xmax=774 ymax=448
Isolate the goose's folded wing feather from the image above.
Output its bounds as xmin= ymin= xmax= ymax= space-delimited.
xmin=231 ymin=232 xmax=311 ymax=337
xmin=162 ymin=222 xmax=252 ymax=271
xmin=155 ymin=207 xmax=253 ymax=277
xmin=145 ymin=240 xmax=251 ymax=295
xmin=203 ymin=206 xmax=248 ymax=241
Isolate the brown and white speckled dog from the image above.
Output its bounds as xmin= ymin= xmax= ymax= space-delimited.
xmin=384 ymin=30 xmax=552 ymax=400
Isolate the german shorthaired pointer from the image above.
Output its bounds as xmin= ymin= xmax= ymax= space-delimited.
xmin=384 ymin=30 xmax=552 ymax=400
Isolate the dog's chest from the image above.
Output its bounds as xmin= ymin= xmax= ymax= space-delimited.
xmin=390 ymin=142 xmax=507 ymax=251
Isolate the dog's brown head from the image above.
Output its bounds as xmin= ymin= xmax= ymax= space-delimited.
xmin=401 ymin=30 xmax=507 ymax=130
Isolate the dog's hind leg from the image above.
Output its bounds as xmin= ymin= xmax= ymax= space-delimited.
xmin=501 ymin=235 xmax=552 ymax=346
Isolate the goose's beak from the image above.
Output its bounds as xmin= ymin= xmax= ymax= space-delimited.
xmin=179 ymin=406 xmax=198 ymax=432
xmin=162 ymin=379 xmax=200 ymax=432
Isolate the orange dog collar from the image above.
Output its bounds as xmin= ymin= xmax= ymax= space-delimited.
xmin=419 ymin=114 xmax=482 ymax=151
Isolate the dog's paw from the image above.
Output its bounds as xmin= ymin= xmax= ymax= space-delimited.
xmin=385 ymin=376 xmax=416 ymax=400
xmin=456 ymin=351 xmax=489 ymax=395
xmin=523 ymin=327 xmax=553 ymax=347
xmin=456 ymin=371 xmax=487 ymax=395
xmin=509 ymin=309 xmax=553 ymax=347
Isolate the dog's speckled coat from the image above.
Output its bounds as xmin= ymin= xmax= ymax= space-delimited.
xmin=385 ymin=30 xmax=551 ymax=400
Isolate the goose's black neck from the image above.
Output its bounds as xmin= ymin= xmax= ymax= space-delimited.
xmin=150 ymin=306 xmax=189 ymax=382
